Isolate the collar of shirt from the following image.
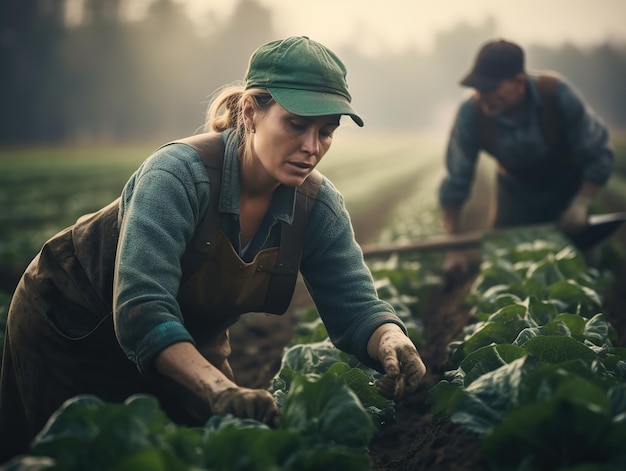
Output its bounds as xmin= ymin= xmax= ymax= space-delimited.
xmin=218 ymin=129 xmax=299 ymax=259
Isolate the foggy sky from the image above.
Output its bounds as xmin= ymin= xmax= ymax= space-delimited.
xmin=179 ymin=0 xmax=626 ymax=55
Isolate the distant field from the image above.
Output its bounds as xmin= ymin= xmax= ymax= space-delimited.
xmin=0 ymin=144 xmax=154 ymax=276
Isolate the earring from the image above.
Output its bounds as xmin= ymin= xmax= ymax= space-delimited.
xmin=250 ymin=128 xmax=255 ymax=134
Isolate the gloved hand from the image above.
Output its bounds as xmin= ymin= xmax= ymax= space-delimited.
xmin=374 ymin=328 xmax=426 ymax=401
xmin=209 ymin=387 xmax=280 ymax=427
xmin=558 ymin=194 xmax=592 ymax=235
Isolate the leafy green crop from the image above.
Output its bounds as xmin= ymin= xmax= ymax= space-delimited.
xmin=3 ymin=395 xmax=204 ymax=470
xmin=429 ymin=229 xmax=626 ymax=470
xmin=270 ymin=339 xmax=396 ymax=428
xmin=2 ymin=370 xmax=378 ymax=471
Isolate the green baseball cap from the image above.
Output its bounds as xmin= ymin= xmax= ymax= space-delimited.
xmin=244 ymin=36 xmax=364 ymax=127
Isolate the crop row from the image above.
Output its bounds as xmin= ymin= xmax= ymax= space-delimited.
xmin=429 ymin=229 xmax=626 ymax=470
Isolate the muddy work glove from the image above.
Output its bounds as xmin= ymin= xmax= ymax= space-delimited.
xmin=558 ymin=194 xmax=592 ymax=235
xmin=209 ymin=387 xmax=280 ymax=427
xmin=375 ymin=328 xmax=426 ymax=401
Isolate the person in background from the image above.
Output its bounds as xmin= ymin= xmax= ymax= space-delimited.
xmin=438 ymin=38 xmax=614 ymax=278
xmin=0 ymin=36 xmax=426 ymax=462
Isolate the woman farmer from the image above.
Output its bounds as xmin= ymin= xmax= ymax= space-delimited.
xmin=0 ymin=36 xmax=426 ymax=461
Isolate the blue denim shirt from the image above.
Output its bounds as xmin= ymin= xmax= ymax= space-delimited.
xmin=114 ymin=129 xmax=404 ymax=373
xmin=439 ymin=73 xmax=614 ymax=208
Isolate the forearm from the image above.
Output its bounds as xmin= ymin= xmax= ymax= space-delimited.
xmin=154 ymin=342 xmax=237 ymax=398
xmin=577 ymin=180 xmax=601 ymax=199
xmin=154 ymin=341 xmax=280 ymax=425
xmin=441 ymin=205 xmax=463 ymax=234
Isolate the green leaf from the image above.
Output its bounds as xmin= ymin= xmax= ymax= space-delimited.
xmin=583 ymin=313 xmax=612 ymax=347
xmin=291 ymin=317 xmax=329 ymax=344
xmin=277 ymin=340 xmax=352 ymax=379
xmin=203 ymin=426 xmax=301 ymax=471
xmin=459 ymin=344 xmax=528 ymax=386
xmin=204 ymin=414 xmax=270 ymax=432
xmin=482 ymin=399 xmax=626 ymax=470
xmin=523 ymin=336 xmax=598 ymax=363
xmin=326 ymin=363 xmax=394 ymax=426
xmin=269 ymin=340 xmax=394 ymax=427
xmin=526 ymin=296 xmax=559 ymax=325
xmin=454 ymin=305 xmax=532 ymax=361
xmin=428 ymin=380 xmax=465 ymax=418
xmin=281 ymin=373 xmax=375 ymax=448
xmin=285 ymin=443 xmax=373 ymax=471
xmin=517 ymin=276 xmax=550 ymax=300
xmin=33 ymin=395 xmax=104 ymax=444
xmin=447 ymin=357 xmax=533 ymax=434
xmin=472 ymin=260 xmax=522 ymax=294
xmin=554 ymin=313 xmax=587 ymax=337
xmin=481 ymin=365 xmax=626 ymax=470
xmin=526 ymin=255 xmax=566 ymax=285
xmin=29 ymin=394 xmax=201 ymax=470
xmin=548 ymin=280 xmax=602 ymax=317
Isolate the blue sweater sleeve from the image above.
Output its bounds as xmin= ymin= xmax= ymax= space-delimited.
xmin=300 ymin=178 xmax=407 ymax=371
xmin=438 ymin=99 xmax=482 ymax=208
xmin=114 ymin=143 xmax=211 ymax=373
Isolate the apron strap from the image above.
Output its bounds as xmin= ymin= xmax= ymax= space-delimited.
xmin=173 ymin=133 xmax=225 ymax=283
xmin=265 ymin=170 xmax=323 ymax=313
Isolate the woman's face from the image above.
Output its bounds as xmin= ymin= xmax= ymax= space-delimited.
xmin=246 ymin=103 xmax=340 ymax=188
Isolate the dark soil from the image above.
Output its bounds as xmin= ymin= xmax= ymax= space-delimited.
xmin=227 ymin=206 xmax=626 ymax=471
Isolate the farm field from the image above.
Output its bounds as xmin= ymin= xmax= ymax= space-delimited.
xmin=1 ymin=132 xmax=626 ymax=469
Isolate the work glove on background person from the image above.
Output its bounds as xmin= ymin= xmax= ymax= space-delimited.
xmin=374 ymin=326 xmax=426 ymax=401
xmin=558 ymin=194 xmax=592 ymax=235
xmin=209 ymin=386 xmax=280 ymax=427
xmin=442 ymin=250 xmax=471 ymax=278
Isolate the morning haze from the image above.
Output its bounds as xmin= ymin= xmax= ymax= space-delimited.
xmin=3 ymin=0 xmax=626 ymax=145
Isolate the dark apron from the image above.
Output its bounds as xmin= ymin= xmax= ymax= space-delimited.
xmin=0 ymin=133 xmax=322 ymax=460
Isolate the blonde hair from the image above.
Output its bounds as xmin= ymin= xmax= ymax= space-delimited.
xmin=204 ymin=84 xmax=275 ymax=161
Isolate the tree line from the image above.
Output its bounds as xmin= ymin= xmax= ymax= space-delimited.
xmin=2 ymin=0 xmax=625 ymax=145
